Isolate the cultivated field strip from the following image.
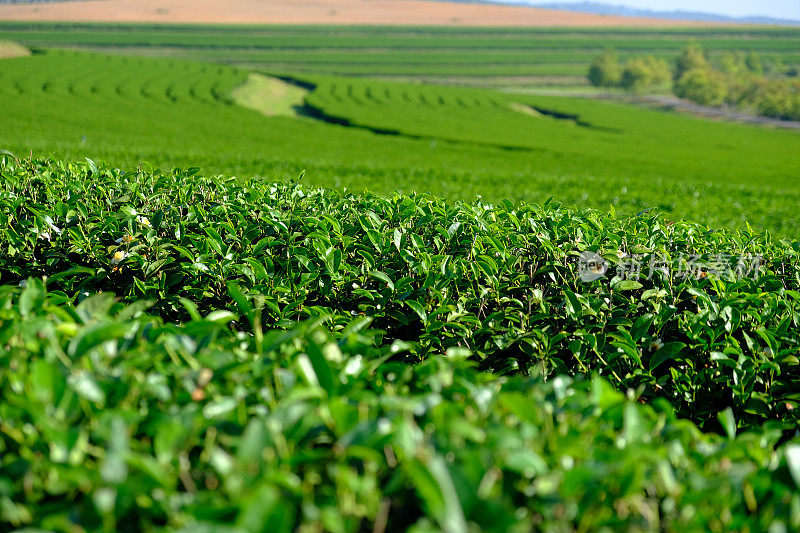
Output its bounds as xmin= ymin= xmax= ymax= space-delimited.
xmin=4 ymin=51 xmax=240 ymax=106
xmin=3 ymin=23 xmax=800 ymax=83
xmin=299 ymin=75 xmax=800 ymax=190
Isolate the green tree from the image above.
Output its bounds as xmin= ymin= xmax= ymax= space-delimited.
xmin=620 ymin=58 xmax=653 ymax=94
xmin=725 ymin=77 xmax=754 ymax=108
xmin=763 ymin=57 xmax=786 ymax=76
xmin=745 ymin=50 xmax=764 ymax=75
xmin=674 ymin=68 xmax=728 ymax=107
xmin=587 ymin=49 xmax=622 ymax=88
xmin=719 ymin=51 xmax=747 ymax=76
xmin=792 ymin=92 xmax=800 ymax=121
xmin=619 ymin=56 xmax=670 ymax=94
xmin=644 ymin=55 xmax=671 ymax=86
xmin=757 ymin=83 xmax=800 ymax=120
xmin=673 ymin=42 xmax=709 ymax=82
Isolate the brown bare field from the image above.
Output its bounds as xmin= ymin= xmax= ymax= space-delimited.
xmin=0 ymin=0 xmax=712 ymax=26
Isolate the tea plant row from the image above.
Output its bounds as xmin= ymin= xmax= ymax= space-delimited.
xmin=3 ymin=157 xmax=799 ymax=433
xmin=1 ymin=279 xmax=799 ymax=531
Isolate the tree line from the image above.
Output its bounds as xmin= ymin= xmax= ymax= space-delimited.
xmin=588 ymin=44 xmax=800 ymax=121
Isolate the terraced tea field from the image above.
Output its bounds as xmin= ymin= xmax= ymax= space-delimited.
xmin=3 ymin=23 xmax=800 ymax=87
xmin=2 ymin=49 xmax=800 ymax=236
xmin=3 ymin=18 xmax=800 ymax=532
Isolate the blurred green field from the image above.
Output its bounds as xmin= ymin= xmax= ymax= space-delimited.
xmin=302 ymin=74 xmax=799 ymax=190
xmin=2 ymin=48 xmax=799 ymax=236
xmin=3 ymin=22 xmax=800 ymax=86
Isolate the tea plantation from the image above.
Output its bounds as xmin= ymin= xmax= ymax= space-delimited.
xmin=1 ymin=157 xmax=800 ymax=530
xmin=3 ymin=23 xmax=800 ymax=86
xmin=2 ymin=20 xmax=800 ymax=531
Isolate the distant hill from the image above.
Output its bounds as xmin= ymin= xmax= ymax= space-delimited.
xmin=528 ymin=2 xmax=800 ymax=26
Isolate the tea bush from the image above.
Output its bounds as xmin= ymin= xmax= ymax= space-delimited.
xmin=3 ymin=157 xmax=800 ymax=434
xmin=1 ymin=280 xmax=799 ymax=531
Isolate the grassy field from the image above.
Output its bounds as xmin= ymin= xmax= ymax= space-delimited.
xmin=3 ymin=23 xmax=800 ymax=86
xmin=1 ymin=48 xmax=799 ymax=236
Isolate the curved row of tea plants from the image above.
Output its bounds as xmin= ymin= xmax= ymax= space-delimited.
xmin=1 ymin=280 xmax=799 ymax=531
xmin=299 ymin=74 xmax=800 ymax=192
xmin=2 ymin=157 xmax=799 ymax=434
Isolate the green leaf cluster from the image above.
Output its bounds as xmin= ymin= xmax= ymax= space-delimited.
xmin=3 ymin=158 xmax=799 ymax=433
xmin=1 ymin=281 xmax=799 ymax=531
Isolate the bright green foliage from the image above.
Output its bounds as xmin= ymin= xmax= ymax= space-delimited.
xmin=647 ymin=55 xmax=672 ymax=85
xmin=2 ymin=50 xmax=800 ymax=236
xmin=619 ymin=55 xmax=671 ymax=93
xmin=674 ymin=68 xmax=729 ymax=107
xmin=1 ymin=280 xmax=800 ymax=532
xmin=2 ymin=23 xmax=800 ymax=531
xmin=673 ymin=42 xmax=711 ymax=82
xmin=588 ymin=44 xmax=800 ymax=121
xmin=746 ymin=50 xmax=764 ymax=75
xmin=719 ymin=50 xmax=749 ymax=76
xmin=587 ymin=49 xmax=621 ymax=87
xmin=2 ymin=157 xmax=800 ymax=434
xmin=674 ymin=46 xmax=800 ymax=121
xmin=590 ymin=51 xmax=672 ymax=94
xmin=756 ymin=82 xmax=800 ymax=121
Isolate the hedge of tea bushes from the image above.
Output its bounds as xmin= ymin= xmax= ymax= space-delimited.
xmin=1 ymin=156 xmax=799 ymax=435
xmin=1 ymin=281 xmax=799 ymax=531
